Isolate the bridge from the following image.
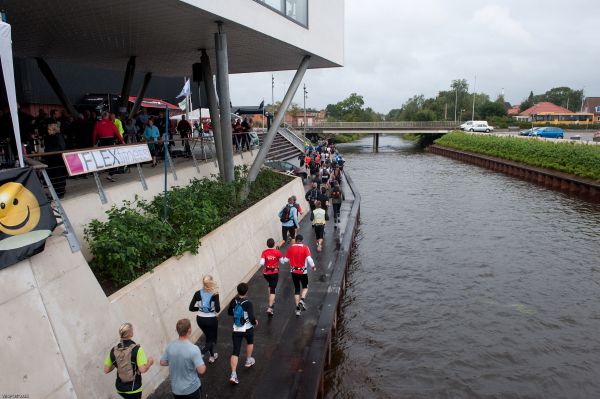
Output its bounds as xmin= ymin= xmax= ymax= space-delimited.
xmin=291 ymin=121 xmax=459 ymax=151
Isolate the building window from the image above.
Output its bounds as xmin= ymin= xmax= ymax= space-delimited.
xmin=595 ymin=106 xmax=600 ymax=113
xmin=255 ymin=0 xmax=308 ymax=27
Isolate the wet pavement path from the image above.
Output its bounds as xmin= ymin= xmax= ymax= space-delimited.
xmin=149 ymin=175 xmax=355 ymax=399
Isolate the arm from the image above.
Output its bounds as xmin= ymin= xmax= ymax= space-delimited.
xmin=227 ymin=298 xmax=235 ymax=316
xmin=92 ymin=124 xmax=98 ymax=146
xmin=189 ymin=291 xmax=199 ymax=312
xmin=245 ymin=301 xmax=257 ymax=326
xmin=103 ymin=351 xmax=115 ymax=374
xmin=212 ymin=294 xmax=221 ymax=313
xmin=196 ymin=363 xmax=207 ymax=376
xmin=160 ymin=348 xmax=168 ymax=367
xmin=112 ymin=123 xmax=124 ymax=144
xmin=138 ymin=357 xmax=154 ymax=373
xmin=136 ymin=348 xmax=154 ymax=374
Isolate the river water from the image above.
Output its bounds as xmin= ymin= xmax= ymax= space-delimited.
xmin=325 ymin=135 xmax=600 ymax=399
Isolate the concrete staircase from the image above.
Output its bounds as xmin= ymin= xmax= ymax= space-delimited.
xmin=258 ymin=129 xmax=304 ymax=161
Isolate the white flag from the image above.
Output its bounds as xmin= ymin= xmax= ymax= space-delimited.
xmin=178 ymin=99 xmax=188 ymax=111
xmin=176 ymin=79 xmax=191 ymax=98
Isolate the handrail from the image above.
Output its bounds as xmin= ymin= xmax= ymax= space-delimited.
xmin=299 ymin=121 xmax=459 ymax=129
xmin=277 ymin=126 xmax=305 ymax=152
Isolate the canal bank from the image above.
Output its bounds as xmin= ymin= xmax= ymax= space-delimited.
xmin=326 ymin=135 xmax=600 ymax=399
xmin=428 ymin=145 xmax=600 ymax=201
xmin=148 ymin=171 xmax=361 ymax=399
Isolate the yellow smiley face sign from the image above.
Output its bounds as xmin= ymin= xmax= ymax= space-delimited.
xmin=0 ymin=182 xmax=41 ymax=236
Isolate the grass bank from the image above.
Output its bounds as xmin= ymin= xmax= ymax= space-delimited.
xmin=333 ymin=133 xmax=361 ymax=143
xmin=435 ymin=132 xmax=600 ymax=181
xmin=85 ymin=167 xmax=292 ymax=293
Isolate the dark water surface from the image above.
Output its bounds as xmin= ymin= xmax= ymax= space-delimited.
xmin=325 ymin=135 xmax=600 ymax=399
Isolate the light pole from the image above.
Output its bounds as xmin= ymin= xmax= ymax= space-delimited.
xmin=303 ymin=83 xmax=308 ymax=136
xmin=270 ymin=74 xmax=275 ymax=129
xmin=471 ymin=74 xmax=477 ymax=121
xmin=460 ymin=109 xmax=465 ymax=124
xmin=454 ymin=87 xmax=458 ymax=123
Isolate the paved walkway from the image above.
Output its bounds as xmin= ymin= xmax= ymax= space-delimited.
xmin=149 ymin=175 xmax=354 ymax=399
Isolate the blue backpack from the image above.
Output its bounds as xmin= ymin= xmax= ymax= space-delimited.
xmin=199 ymin=290 xmax=213 ymax=313
xmin=233 ymin=299 xmax=248 ymax=327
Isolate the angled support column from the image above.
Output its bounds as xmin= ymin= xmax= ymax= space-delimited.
xmin=128 ymin=72 xmax=152 ymax=120
xmin=247 ymin=55 xmax=311 ymax=183
xmin=119 ymin=56 xmax=136 ymax=113
xmin=200 ymin=50 xmax=224 ymax=178
xmin=35 ymin=58 xmax=79 ymax=117
xmin=215 ymin=23 xmax=234 ymax=183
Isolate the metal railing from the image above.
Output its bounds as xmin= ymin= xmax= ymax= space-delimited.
xmin=300 ymin=121 xmax=458 ymax=129
xmin=277 ymin=126 xmax=306 ymax=152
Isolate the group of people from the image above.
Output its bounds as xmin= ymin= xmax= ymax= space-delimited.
xmin=231 ymin=117 xmax=254 ymax=152
xmin=103 ymin=142 xmax=347 ymax=398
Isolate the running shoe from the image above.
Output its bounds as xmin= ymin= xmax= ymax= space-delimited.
xmin=299 ymin=299 xmax=307 ymax=311
xmin=267 ymin=306 xmax=274 ymax=317
xmin=208 ymin=353 xmax=218 ymax=363
xmin=295 ymin=307 xmax=301 ymax=317
xmin=245 ymin=357 xmax=256 ymax=368
xmin=229 ymin=374 xmax=239 ymax=385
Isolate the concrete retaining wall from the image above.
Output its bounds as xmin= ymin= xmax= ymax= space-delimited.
xmin=0 ymin=164 xmax=309 ymax=398
xmin=429 ymin=145 xmax=600 ymax=201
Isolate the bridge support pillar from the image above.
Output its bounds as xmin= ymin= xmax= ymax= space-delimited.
xmin=373 ymin=133 xmax=380 ymax=152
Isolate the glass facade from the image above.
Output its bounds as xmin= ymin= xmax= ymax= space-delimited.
xmin=255 ymin=0 xmax=308 ymax=27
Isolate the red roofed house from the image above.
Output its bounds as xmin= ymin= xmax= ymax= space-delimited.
xmin=517 ymin=101 xmax=593 ymax=125
xmin=507 ymin=105 xmax=520 ymax=116
xmin=582 ymin=97 xmax=600 ymax=123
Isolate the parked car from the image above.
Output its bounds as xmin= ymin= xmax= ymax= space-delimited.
xmin=460 ymin=120 xmax=488 ymax=130
xmin=264 ymin=160 xmax=307 ymax=180
xmin=593 ymin=131 xmax=600 ymax=142
xmin=468 ymin=122 xmax=493 ymax=133
xmin=519 ymin=127 xmax=540 ymax=136
xmin=530 ymin=127 xmax=564 ymax=139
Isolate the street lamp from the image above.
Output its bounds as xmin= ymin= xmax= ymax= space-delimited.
xmin=459 ymin=109 xmax=465 ymax=124
xmin=303 ymin=84 xmax=308 ymax=137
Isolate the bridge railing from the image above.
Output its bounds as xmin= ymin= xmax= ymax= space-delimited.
xmin=298 ymin=121 xmax=458 ymax=129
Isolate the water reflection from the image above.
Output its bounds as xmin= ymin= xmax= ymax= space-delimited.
xmin=326 ymin=135 xmax=600 ymax=399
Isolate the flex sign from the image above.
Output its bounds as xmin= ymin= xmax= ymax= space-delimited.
xmin=62 ymin=144 xmax=152 ymax=176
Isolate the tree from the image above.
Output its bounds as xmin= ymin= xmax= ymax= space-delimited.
xmin=519 ymin=91 xmax=535 ymax=112
xmin=478 ymin=101 xmax=507 ymax=118
xmin=324 ymin=93 xmax=379 ymax=122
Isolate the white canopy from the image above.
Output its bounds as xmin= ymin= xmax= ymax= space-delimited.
xmin=0 ymin=21 xmax=24 ymax=167
xmin=171 ymin=108 xmax=210 ymax=122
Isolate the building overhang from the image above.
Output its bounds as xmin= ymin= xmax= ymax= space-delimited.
xmin=2 ymin=0 xmax=343 ymax=77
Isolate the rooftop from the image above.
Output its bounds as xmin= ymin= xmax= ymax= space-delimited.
xmin=519 ymin=102 xmax=573 ymax=116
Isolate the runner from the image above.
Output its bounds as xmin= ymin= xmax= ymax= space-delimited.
xmin=260 ymin=238 xmax=285 ymax=317
xmin=291 ymin=195 xmax=303 ymax=216
xmin=305 ymin=182 xmax=320 ymax=212
xmin=278 ymin=197 xmax=299 ymax=245
xmin=284 ymin=234 xmax=316 ymax=317
xmin=330 ymin=181 xmax=345 ymax=228
xmin=228 ymin=283 xmax=258 ymax=385
xmin=317 ymin=185 xmax=330 ymax=215
xmin=160 ymin=319 xmax=206 ymax=399
xmin=311 ymin=200 xmax=328 ymax=252
xmin=104 ymin=323 xmax=154 ymax=399
xmin=188 ymin=275 xmax=220 ymax=363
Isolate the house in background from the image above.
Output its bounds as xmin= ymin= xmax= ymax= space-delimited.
xmin=582 ymin=97 xmax=600 ymax=122
xmin=517 ymin=102 xmax=593 ymax=125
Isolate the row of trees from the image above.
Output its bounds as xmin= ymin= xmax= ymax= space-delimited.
xmin=322 ymin=81 xmax=585 ymax=123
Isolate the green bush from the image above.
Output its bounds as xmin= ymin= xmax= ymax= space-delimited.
xmin=435 ymin=132 xmax=600 ymax=181
xmin=334 ymin=133 xmax=361 ymax=143
xmin=85 ymin=167 xmax=292 ymax=290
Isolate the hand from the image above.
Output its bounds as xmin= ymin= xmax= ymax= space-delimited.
xmin=312 ymin=266 xmax=317 ymax=271
xmin=254 ymin=319 xmax=259 ymax=327
xmin=147 ymin=356 xmax=155 ymax=366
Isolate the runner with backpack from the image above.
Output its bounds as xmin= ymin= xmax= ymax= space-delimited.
xmin=305 ymin=182 xmax=320 ymax=211
xmin=278 ymin=197 xmax=299 ymax=245
xmin=188 ymin=275 xmax=221 ymax=363
xmin=228 ymin=283 xmax=258 ymax=385
xmin=330 ymin=181 xmax=345 ymax=228
xmin=311 ymin=200 xmax=328 ymax=252
xmin=104 ymin=323 xmax=154 ymax=399
xmin=260 ymin=238 xmax=285 ymax=317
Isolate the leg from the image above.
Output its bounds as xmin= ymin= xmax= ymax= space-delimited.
xmin=300 ymin=274 xmax=309 ymax=308
xmin=244 ymin=329 xmax=255 ymax=367
xmin=292 ymin=273 xmax=301 ymax=307
xmin=230 ymin=332 xmax=243 ymax=382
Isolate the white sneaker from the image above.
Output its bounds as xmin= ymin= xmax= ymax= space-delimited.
xmin=266 ymin=306 xmax=274 ymax=317
xmin=229 ymin=374 xmax=239 ymax=385
xmin=208 ymin=353 xmax=218 ymax=363
xmin=245 ymin=357 xmax=256 ymax=368
xmin=299 ymin=299 xmax=307 ymax=311
xmin=295 ymin=307 xmax=301 ymax=317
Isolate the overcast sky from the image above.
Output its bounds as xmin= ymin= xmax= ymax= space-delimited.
xmin=229 ymin=0 xmax=599 ymax=114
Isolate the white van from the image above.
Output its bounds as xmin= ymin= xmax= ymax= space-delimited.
xmin=460 ymin=120 xmax=488 ymax=130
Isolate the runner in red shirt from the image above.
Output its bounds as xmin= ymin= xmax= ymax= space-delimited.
xmin=260 ymin=238 xmax=284 ymax=317
xmin=284 ymin=234 xmax=316 ymax=317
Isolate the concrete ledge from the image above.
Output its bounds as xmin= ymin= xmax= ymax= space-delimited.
xmin=0 ymin=171 xmax=309 ymax=399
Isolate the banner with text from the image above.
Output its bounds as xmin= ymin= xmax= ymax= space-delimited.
xmin=62 ymin=145 xmax=152 ymax=176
